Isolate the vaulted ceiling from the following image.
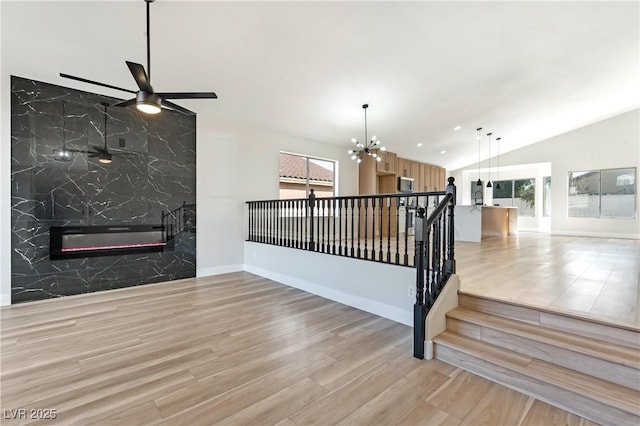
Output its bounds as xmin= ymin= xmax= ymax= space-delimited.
xmin=3 ymin=0 xmax=638 ymax=170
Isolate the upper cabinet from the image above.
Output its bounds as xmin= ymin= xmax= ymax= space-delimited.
xmin=397 ymin=158 xmax=420 ymax=181
xmin=376 ymin=151 xmax=397 ymax=175
xmin=360 ymin=149 xmax=446 ymax=195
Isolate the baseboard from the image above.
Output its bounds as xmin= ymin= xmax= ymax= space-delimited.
xmin=197 ymin=264 xmax=244 ymax=277
xmin=244 ymin=264 xmax=412 ymax=326
xmin=551 ymin=230 xmax=640 ymax=240
xmin=0 ymin=292 xmax=10 ymax=306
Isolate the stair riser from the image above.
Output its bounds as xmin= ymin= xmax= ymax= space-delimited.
xmin=459 ymin=294 xmax=640 ymax=350
xmin=447 ymin=317 xmax=640 ymax=391
xmin=435 ymin=343 xmax=640 ymax=426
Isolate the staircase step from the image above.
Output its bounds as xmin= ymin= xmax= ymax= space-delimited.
xmin=447 ymin=307 xmax=640 ymax=390
xmin=434 ymin=331 xmax=640 ymax=425
xmin=458 ymin=292 xmax=640 ymax=350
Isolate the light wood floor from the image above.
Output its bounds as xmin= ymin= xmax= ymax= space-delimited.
xmin=1 ymin=271 xmax=599 ymax=425
xmin=2 ymin=233 xmax=637 ymax=424
xmin=456 ymin=233 xmax=640 ymax=329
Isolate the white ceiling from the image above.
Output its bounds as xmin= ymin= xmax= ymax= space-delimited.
xmin=3 ymin=0 xmax=639 ymax=170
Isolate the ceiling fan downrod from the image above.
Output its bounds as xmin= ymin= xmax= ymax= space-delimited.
xmin=146 ymin=0 xmax=154 ymax=82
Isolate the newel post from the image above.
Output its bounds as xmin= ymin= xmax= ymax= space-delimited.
xmin=413 ymin=207 xmax=427 ymax=359
xmin=308 ymin=189 xmax=316 ymax=251
xmin=445 ymin=177 xmax=456 ymax=275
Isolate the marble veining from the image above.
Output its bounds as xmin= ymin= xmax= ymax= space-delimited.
xmin=10 ymin=76 xmax=196 ymax=303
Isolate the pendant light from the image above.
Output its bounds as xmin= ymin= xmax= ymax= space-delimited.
xmin=348 ymin=104 xmax=386 ymax=164
xmin=53 ymin=101 xmax=73 ymax=161
xmin=486 ymin=132 xmax=493 ymax=188
xmin=475 ymin=127 xmax=482 ymax=186
xmin=495 ymin=137 xmax=501 ymax=190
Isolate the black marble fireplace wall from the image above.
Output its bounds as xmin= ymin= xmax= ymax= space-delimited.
xmin=10 ymin=76 xmax=197 ymax=303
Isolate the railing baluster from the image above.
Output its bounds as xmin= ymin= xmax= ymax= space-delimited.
xmin=403 ymin=202 xmax=409 ymax=266
xmin=379 ymin=198 xmax=383 ymax=261
xmin=309 ymin=190 xmax=315 ymax=251
xmin=363 ymin=198 xmax=368 ymax=260
xmin=288 ymin=201 xmax=292 ymax=247
xmin=337 ymin=199 xmax=342 ymax=255
xmin=386 ymin=197 xmax=391 ymax=263
xmin=271 ymin=200 xmax=276 ymax=245
xmin=395 ymin=200 xmax=400 ymax=265
xmin=370 ymin=198 xmax=375 ymax=260
xmin=298 ymin=199 xmax=302 ymax=248
xmin=331 ymin=199 xmax=336 ymax=254
xmin=304 ymin=198 xmax=308 ymax=250
xmin=257 ymin=202 xmax=261 ymax=243
xmin=356 ymin=199 xmax=361 ymax=258
xmin=322 ymin=198 xmax=326 ymax=253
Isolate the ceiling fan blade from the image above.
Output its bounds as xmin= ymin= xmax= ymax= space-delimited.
xmin=157 ymin=92 xmax=218 ymax=99
xmin=60 ymin=73 xmax=137 ymax=94
xmin=162 ymin=100 xmax=195 ymax=116
xmin=126 ymin=61 xmax=153 ymax=93
xmin=112 ymin=98 xmax=137 ymax=108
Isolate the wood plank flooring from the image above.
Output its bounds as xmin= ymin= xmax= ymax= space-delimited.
xmin=1 ymin=272 xmax=598 ymax=425
xmin=455 ymin=233 xmax=640 ymax=328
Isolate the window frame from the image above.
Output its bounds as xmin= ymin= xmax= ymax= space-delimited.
xmin=568 ymin=167 xmax=636 ymax=219
xmin=492 ymin=178 xmax=536 ymax=217
xmin=278 ymin=151 xmax=337 ymax=200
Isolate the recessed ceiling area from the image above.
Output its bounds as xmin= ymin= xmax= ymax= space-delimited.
xmin=2 ymin=0 xmax=638 ymax=170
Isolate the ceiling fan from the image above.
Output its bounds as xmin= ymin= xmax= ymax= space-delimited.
xmin=60 ymin=0 xmax=217 ymax=116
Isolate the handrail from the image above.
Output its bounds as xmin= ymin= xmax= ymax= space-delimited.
xmin=246 ymin=188 xmax=451 ymax=267
xmin=413 ymin=177 xmax=456 ymax=359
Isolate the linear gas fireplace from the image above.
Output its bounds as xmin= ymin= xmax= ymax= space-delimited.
xmin=50 ymin=225 xmax=166 ymax=260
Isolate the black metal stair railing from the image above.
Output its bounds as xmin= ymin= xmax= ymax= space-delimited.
xmin=246 ymin=184 xmax=454 ymax=268
xmin=413 ymin=177 xmax=456 ymax=359
xmin=161 ymin=202 xmax=196 ymax=243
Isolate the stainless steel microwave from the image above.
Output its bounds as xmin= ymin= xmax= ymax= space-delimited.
xmin=397 ymin=176 xmax=414 ymax=193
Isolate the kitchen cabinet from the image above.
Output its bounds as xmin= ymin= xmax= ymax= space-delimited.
xmin=376 ymin=151 xmax=397 ymax=175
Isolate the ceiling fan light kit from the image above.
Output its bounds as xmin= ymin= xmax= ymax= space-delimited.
xmin=59 ymin=0 xmax=217 ymax=116
xmin=136 ymin=91 xmax=162 ymax=114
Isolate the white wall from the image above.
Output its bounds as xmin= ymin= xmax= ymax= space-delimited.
xmin=244 ymin=242 xmax=416 ymax=325
xmin=194 ymin=119 xmax=358 ymax=279
xmin=452 ymin=109 xmax=640 ymax=238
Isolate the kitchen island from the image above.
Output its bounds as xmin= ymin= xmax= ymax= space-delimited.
xmin=455 ymin=205 xmax=518 ymax=242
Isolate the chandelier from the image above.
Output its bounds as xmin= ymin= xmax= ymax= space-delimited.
xmin=348 ymin=104 xmax=385 ymax=164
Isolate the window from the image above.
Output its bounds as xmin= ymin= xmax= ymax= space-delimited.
xmin=515 ymin=178 xmax=535 ymax=217
xmin=470 ymin=181 xmax=484 ymax=205
xmin=569 ymin=168 xmax=636 ymax=218
xmin=279 ymin=152 xmax=335 ymax=199
xmin=543 ymin=176 xmax=551 ymax=217
xmin=492 ymin=178 xmax=536 ymax=216
xmin=493 ymin=180 xmax=514 ymax=206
